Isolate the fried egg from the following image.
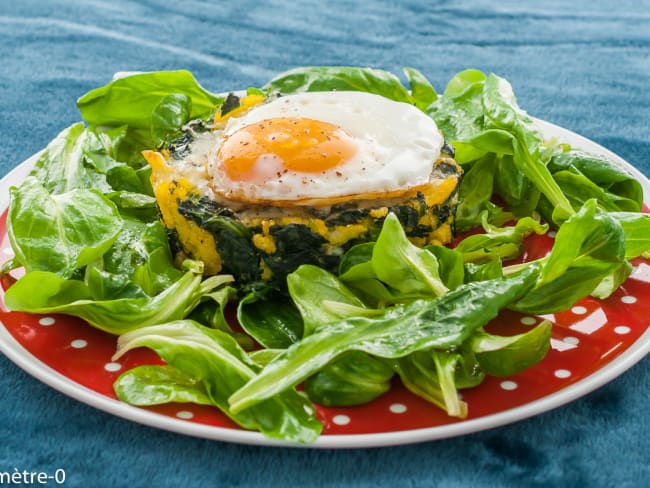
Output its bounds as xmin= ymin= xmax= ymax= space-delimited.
xmin=206 ymin=91 xmax=444 ymax=205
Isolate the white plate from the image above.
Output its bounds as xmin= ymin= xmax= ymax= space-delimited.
xmin=0 ymin=119 xmax=649 ymax=448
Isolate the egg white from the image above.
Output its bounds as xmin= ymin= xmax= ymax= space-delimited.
xmin=205 ymin=91 xmax=444 ymax=204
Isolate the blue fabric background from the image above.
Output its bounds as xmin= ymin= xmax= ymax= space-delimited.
xmin=1 ymin=1 xmax=649 ymax=486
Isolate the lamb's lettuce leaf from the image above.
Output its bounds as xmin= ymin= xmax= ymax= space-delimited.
xmin=339 ymin=213 xmax=449 ymax=304
xmin=610 ymin=212 xmax=650 ymax=259
xmin=303 ymin=351 xmax=394 ymax=407
xmin=7 ymin=177 xmax=122 ymax=278
xmin=403 ymin=67 xmax=437 ymax=110
xmin=30 ymin=123 xmax=123 ymax=194
xmin=150 ymin=93 xmax=193 ymax=147
xmin=113 ymin=320 xmax=322 ymax=443
xmin=287 ymin=264 xmax=371 ymax=336
xmin=511 ymin=200 xmax=629 ymax=313
xmin=4 ymin=262 xmax=231 ymax=335
xmin=454 ymin=216 xmax=548 ymax=264
xmin=392 ymin=349 xmax=480 ymax=418
xmin=77 ymin=70 xmax=222 ymax=129
xmin=265 ymin=66 xmax=413 ymax=104
xmin=471 ymin=321 xmax=552 ymax=377
xmin=114 ymin=364 xmax=213 ymax=406
xmin=228 ymin=268 xmax=538 ymax=413
xmin=236 ymin=291 xmax=303 ymax=349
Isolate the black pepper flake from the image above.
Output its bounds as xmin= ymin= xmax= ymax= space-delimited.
xmin=335 ymin=171 xmax=342 ymax=177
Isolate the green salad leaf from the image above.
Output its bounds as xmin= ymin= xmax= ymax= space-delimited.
xmin=77 ymin=70 xmax=223 ymax=129
xmin=150 ymin=93 xmax=193 ymax=147
xmin=339 ymin=213 xmax=450 ymax=305
xmin=265 ymin=66 xmax=413 ymax=103
xmin=4 ymin=263 xmax=231 ymax=335
xmin=392 ymin=349 xmax=481 ymax=418
xmin=228 ymin=268 xmax=537 ymax=413
xmin=548 ymin=149 xmax=643 ymax=211
xmin=236 ymin=291 xmax=303 ymax=349
xmin=455 ymin=215 xmax=548 ymax=264
xmin=511 ymin=200 xmax=629 ymax=313
xmin=611 ymin=212 xmax=650 ymax=259
xmin=287 ymin=264 xmax=370 ymax=336
xmin=7 ymin=177 xmax=122 ymax=278
xmin=114 ymin=364 xmax=214 ymax=406
xmin=471 ymin=321 xmax=552 ymax=377
xmin=403 ymin=66 xmax=437 ymax=110
xmin=31 ymin=123 xmax=129 ymax=194
xmin=303 ymin=351 xmax=394 ymax=407
xmin=113 ymin=320 xmax=322 ymax=443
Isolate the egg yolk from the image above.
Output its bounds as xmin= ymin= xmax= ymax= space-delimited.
xmin=217 ymin=117 xmax=357 ymax=181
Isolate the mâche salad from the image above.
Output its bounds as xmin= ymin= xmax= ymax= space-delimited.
xmin=2 ymin=67 xmax=649 ymax=443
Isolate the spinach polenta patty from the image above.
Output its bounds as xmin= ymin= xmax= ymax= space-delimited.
xmin=144 ymin=91 xmax=462 ymax=287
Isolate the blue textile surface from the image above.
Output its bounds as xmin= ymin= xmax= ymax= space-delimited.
xmin=1 ymin=1 xmax=649 ymax=486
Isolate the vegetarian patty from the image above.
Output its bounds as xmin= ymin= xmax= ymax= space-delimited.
xmin=144 ymin=150 xmax=462 ymax=287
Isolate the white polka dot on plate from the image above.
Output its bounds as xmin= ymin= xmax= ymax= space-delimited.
xmin=104 ymin=362 xmax=122 ymax=372
xmin=332 ymin=414 xmax=351 ymax=426
xmin=520 ymin=316 xmax=537 ymax=326
xmin=70 ymin=339 xmax=87 ymax=349
xmin=38 ymin=317 xmax=56 ymax=326
xmin=554 ymin=369 xmax=572 ymax=379
xmin=614 ymin=326 xmax=631 ymax=335
xmin=500 ymin=381 xmax=518 ymax=391
xmin=389 ymin=403 xmax=407 ymax=414
xmin=2 ymin=247 xmax=13 ymax=255
xmin=563 ymin=336 xmax=580 ymax=345
xmin=621 ymin=295 xmax=637 ymax=304
xmin=176 ymin=410 xmax=194 ymax=420
xmin=571 ymin=306 xmax=588 ymax=315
